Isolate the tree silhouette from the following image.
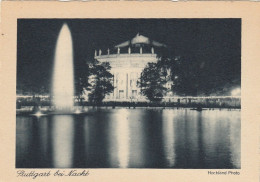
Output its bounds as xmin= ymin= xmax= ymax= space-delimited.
xmin=74 ymin=62 xmax=90 ymax=105
xmin=87 ymin=60 xmax=114 ymax=105
xmin=159 ymin=54 xmax=240 ymax=96
xmin=138 ymin=62 xmax=167 ymax=102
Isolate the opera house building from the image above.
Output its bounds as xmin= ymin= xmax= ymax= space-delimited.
xmin=95 ymin=33 xmax=170 ymax=102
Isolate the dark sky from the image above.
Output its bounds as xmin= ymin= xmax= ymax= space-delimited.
xmin=17 ymin=19 xmax=241 ymax=94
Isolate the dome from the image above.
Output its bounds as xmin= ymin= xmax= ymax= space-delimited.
xmin=131 ymin=33 xmax=150 ymax=45
xmin=115 ymin=33 xmax=166 ymax=48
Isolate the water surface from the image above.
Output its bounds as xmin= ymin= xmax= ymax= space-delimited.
xmin=16 ymin=108 xmax=240 ymax=168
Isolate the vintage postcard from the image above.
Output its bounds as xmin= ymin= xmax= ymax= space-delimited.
xmin=0 ymin=1 xmax=259 ymax=182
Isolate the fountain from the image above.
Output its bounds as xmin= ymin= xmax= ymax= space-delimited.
xmin=52 ymin=23 xmax=75 ymax=111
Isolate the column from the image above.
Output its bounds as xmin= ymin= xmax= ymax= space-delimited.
xmin=126 ymin=73 xmax=128 ymax=99
xmin=115 ymin=72 xmax=118 ymax=99
xmin=113 ymin=72 xmax=115 ymax=99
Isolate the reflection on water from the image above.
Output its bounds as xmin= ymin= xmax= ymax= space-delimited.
xmin=162 ymin=110 xmax=175 ymax=167
xmin=128 ymin=110 xmax=146 ymax=167
xmin=38 ymin=119 xmax=48 ymax=163
xmin=229 ymin=112 xmax=241 ymax=168
xmin=117 ymin=110 xmax=130 ymax=168
xmin=109 ymin=109 xmax=130 ymax=168
xmin=16 ymin=108 xmax=240 ymax=168
xmin=16 ymin=117 xmax=32 ymax=167
xmin=52 ymin=116 xmax=74 ymax=168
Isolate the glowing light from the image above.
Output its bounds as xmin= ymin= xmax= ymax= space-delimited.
xmin=52 ymin=23 xmax=74 ymax=109
xmin=74 ymin=108 xmax=82 ymax=114
xmin=231 ymin=88 xmax=241 ymax=96
xmin=32 ymin=111 xmax=45 ymax=117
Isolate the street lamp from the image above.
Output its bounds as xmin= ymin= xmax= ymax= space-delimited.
xmin=231 ymin=88 xmax=241 ymax=96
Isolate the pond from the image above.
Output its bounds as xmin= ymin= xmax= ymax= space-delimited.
xmin=16 ymin=108 xmax=240 ymax=169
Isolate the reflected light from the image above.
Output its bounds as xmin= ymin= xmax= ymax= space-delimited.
xmin=39 ymin=119 xmax=48 ymax=157
xmin=162 ymin=110 xmax=175 ymax=167
xmin=52 ymin=116 xmax=74 ymax=168
xmin=16 ymin=118 xmax=31 ymax=165
xmin=229 ymin=113 xmax=241 ymax=168
xmin=116 ymin=109 xmax=130 ymax=168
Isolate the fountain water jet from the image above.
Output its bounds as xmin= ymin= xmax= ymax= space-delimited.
xmin=52 ymin=23 xmax=74 ymax=110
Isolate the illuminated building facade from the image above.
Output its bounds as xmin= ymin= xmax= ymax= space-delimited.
xmin=95 ymin=33 xmax=169 ymax=101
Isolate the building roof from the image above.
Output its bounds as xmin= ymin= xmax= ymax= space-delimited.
xmin=115 ymin=33 xmax=166 ymax=48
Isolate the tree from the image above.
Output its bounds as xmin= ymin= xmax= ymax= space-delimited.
xmin=158 ymin=54 xmax=240 ymax=96
xmin=138 ymin=62 xmax=167 ymax=102
xmin=74 ymin=62 xmax=90 ymax=105
xmin=87 ymin=60 xmax=114 ymax=105
xmin=169 ymin=55 xmax=202 ymax=96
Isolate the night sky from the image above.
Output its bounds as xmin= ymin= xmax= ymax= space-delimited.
xmin=17 ymin=19 xmax=241 ymax=94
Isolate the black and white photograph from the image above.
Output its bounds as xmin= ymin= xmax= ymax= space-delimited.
xmin=16 ymin=19 xmax=241 ymax=169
